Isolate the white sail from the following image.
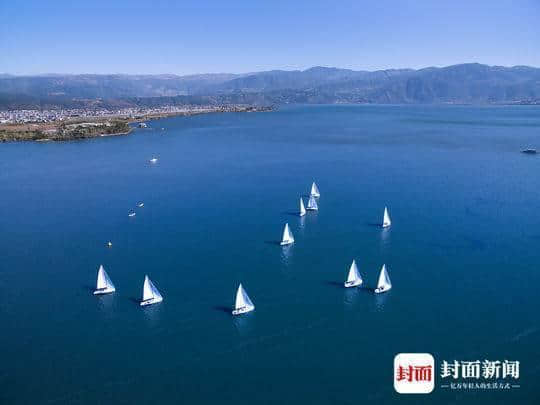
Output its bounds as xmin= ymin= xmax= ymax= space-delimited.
xmin=232 ymin=283 xmax=255 ymax=315
xmin=235 ymin=284 xmax=254 ymax=310
xmin=310 ymin=182 xmax=320 ymax=197
xmin=94 ymin=265 xmax=115 ymax=294
xmin=299 ymin=198 xmax=306 ymax=216
xmin=142 ymin=275 xmax=163 ymax=302
xmin=96 ymin=265 xmax=107 ymax=290
xmin=307 ymin=195 xmax=318 ymax=210
xmin=382 ymin=207 xmax=391 ymax=228
xmin=142 ymin=275 xmax=153 ymax=301
xmin=103 ymin=269 xmax=115 ymax=290
xmin=281 ymin=223 xmax=294 ymax=245
xmin=347 ymin=260 xmax=362 ymax=284
xmin=149 ymin=279 xmax=163 ymax=301
xmin=376 ymin=264 xmax=392 ymax=291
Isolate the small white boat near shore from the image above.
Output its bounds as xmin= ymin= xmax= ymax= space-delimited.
xmin=280 ymin=223 xmax=295 ymax=245
xmin=140 ymin=275 xmax=163 ymax=306
xmin=310 ymin=182 xmax=320 ymax=198
xmin=232 ymin=283 xmax=255 ymax=315
xmin=374 ymin=264 xmax=392 ymax=294
xmin=93 ymin=265 xmax=116 ymax=295
xmin=344 ymin=260 xmax=363 ymax=288
xmin=382 ymin=207 xmax=391 ymax=228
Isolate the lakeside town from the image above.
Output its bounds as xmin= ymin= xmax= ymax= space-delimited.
xmin=0 ymin=104 xmax=272 ymax=142
xmin=0 ymin=105 xmax=269 ymax=125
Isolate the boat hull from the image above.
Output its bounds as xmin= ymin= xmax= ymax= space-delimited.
xmin=93 ymin=287 xmax=115 ymax=295
xmin=382 ymin=223 xmax=391 ymax=228
xmin=232 ymin=306 xmax=255 ymax=316
xmin=140 ymin=297 xmax=163 ymax=306
xmin=280 ymin=240 xmax=294 ymax=246
xmin=344 ymin=280 xmax=362 ymax=288
xmin=374 ymin=286 xmax=391 ymax=294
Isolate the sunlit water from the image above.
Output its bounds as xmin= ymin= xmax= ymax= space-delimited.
xmin=1 ymin=105 xmax=539 ymax=404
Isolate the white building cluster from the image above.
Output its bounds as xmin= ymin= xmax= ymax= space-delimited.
xmin=0 ymin=105 xmax=225 ymax=124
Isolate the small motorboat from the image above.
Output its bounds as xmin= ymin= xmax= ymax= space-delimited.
xmin=128 ymin=212 xmax=136 ymax=217
xmin=521 ymin=149 xmax=537 ymax=155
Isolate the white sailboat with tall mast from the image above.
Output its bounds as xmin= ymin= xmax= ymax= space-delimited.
xmin=310 ymin=182 xmax=320 ymax=198
xmin=307 ymin=195 xmax=318 ymax=211
xmin=140 ymin=275 xmax=163 ymax=306
xmin=232 ymin=283 xmax=255 ymax=315
xmin=299 ymin=198 xmax=306 ymax=217
xmin=280 ymin=223 xmax=295 ymax=245
xmin=374 ymin=264 xmax=392 ymax=293
xmin=382 ymin=207 xmax=391 ymax=228
xmin=344 ymin=260 xmax=363 ymax=288
xmin=93 ymin=265 xmax=116 ymax=295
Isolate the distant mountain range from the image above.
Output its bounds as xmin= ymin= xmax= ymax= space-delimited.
xmin=1 ymin=63 xmax=540 ymax=109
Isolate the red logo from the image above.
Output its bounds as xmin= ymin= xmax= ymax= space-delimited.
xmin=394 ymin=353 xmax=435 ymax=394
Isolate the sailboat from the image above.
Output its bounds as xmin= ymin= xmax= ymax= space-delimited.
xmin=382 ymin=206 xmax=391 ymax=228
xmin=306 ymin=195 xmax=319 ymax=211
xmin=299 ymin=198 xmax=306 ymax=217
xmin=374 ymin=264 xmax=392 ymax=294
xmin=310 ymin=182 xmax=320 ymax=198
xmin=140 ymin=275 xmax=163 ymax=306
xmin=232 ymin=283 xmax=255 ymax=315
xmin=344 ymin=260 xmax=363 ymax=288
xmin=93 ymin=265 xmax=116 ymax=295
xmin=280 ymin=223 xmax=295 ymax=245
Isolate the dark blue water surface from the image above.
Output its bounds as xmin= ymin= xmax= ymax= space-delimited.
xmin=1 ymin=105 xmax=539 ymax=404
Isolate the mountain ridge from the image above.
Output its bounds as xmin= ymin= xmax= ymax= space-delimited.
xmin=1 ymin=63 xmax=539 ymax=108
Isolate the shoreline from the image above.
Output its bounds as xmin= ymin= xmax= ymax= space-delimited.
xmin=0 ymin=105 xmax=273 ymax=142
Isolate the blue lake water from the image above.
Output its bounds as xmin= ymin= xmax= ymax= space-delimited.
xmin=1 ymin=105 xmax=539 ymax=404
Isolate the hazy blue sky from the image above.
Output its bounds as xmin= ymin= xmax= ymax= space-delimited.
xmin=1 ymin=0 xmax=539 ymax=75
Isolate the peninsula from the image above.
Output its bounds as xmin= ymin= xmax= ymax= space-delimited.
xmin=0 ymin=105 xmax=272 ymax=142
